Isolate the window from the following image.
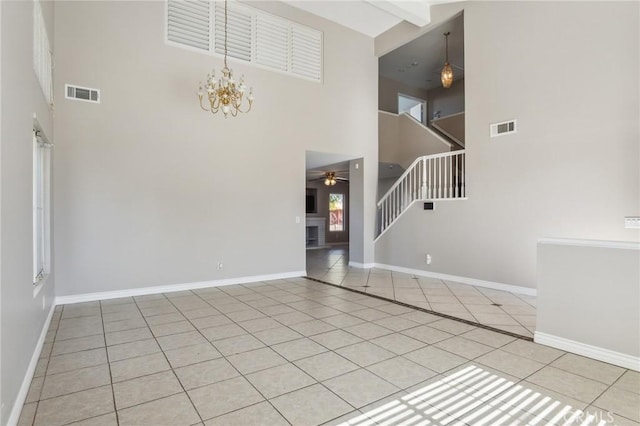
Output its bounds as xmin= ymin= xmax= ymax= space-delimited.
xmin=165 ymin=0 xmax=323 ymax=82
xmin=398 ymin=94 xmax=425 ymax=124
xmin=33 ymin=0 xmax=53 ymax=105
xmin=33 ymin=130 xmax=51 ymax=284
xmin=329 ymin=194 xmax=344 ymax=232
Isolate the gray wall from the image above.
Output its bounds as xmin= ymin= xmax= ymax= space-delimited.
xmin=427 ymin=78 xmax=465 ymax=120
xmin=306 ymin=180 xmax=349 ymax=244
xmin=537 ymin=240 xmax=639 ymax=363
xmin=379 ymin=76 xmax=429 ymax=114
xmin=53 ymin=1 xmax=378 ymax=297
xmin=375 ymin=1 xmax=640 ymax=289
xmin=1 ymin=1 xmax=56 ymax=423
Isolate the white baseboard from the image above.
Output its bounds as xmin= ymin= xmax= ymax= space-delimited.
xmin=535 ymin=332 xmax=640 ymax=371
xmin=55 ymin=271 xmax=306 ymax=305
xmin=8 ymin=304 xmax=56 ymax=426
xmin=348 ymin=261 xmax=375 ymax=269
xmin=374 ymin=263 xmax=537 ymax=297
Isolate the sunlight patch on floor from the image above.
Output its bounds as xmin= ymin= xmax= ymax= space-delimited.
xmin=337 ymin=365 xmax=613 ymax=426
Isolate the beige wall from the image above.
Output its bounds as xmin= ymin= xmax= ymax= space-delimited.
xmin=397 ymin=114 xmax=452 ymax=168
xmin=379 ymin=112 xmax=400 ymax=164
xmin=379 ymin=111 xmax=452 ymax=169
xmin=375 ymin=1 xmax=640 ymax=289
xmin=53 ymin=1 xmax=378 ymax=297
xmin=379 ymin=76 xmax=429 ymax=114
xmin=432 ymin=112 xmax=465 ymax=145
xmin=1 ymin=1 xmax=57 ymax=423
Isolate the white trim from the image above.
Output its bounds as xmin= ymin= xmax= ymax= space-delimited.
xmin=431 ymin=123 xmax=464 ymax=147
xmin=535 ymin=332 xmax=640 ymax=372
xmin=373 ymin=263 xmax=537 ymax=296
xmin=55 ymin=271 xmax=306 ymax=305
xmin=348 ymin=261 xmax=375 ymax=269
xmin=8 ymin=304 xmax=56 ymax=426
xmin=538 ymin=238 xmax=640 ymax=251
xmin=431 ymin=111 xmax=465 ymax=121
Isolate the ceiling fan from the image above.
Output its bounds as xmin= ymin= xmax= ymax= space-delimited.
xmin=307 ymin=170 xmax=349 ymax=186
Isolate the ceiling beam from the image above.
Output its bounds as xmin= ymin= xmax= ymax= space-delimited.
xmin=365 ymin=0 xmax=431 ymax=27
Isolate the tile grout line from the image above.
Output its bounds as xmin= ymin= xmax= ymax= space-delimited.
xmin=170 ymin=287 xmax=298 ymax=425
xmin=304 ymin=276 xmax=534 ymax=342
xmin=29 ymin=279 xmax=632 ymax=426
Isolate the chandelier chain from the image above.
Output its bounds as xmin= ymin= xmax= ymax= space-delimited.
xmin=224 ymin=0 xmax=228 ymax=69
xmin=197 ymin=0 xmax=254 ymax=117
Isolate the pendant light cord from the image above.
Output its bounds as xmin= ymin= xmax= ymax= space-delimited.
xmin=444 ymin=32 xmax=450 ymax=63
xmin=224 ymin=0 xmax=228 ymax=69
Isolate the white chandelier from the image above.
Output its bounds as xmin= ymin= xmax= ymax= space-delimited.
xmin=198 ymin=0 xmax=254 ymax=118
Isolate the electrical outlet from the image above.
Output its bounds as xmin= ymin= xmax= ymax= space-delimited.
xmin=295 ymin=216 xmax=300 ymax=224
xmin=625 ymin=217 xmax=640 ymax=229
xmin=217 ymin=262 xmax=224 ymax=270
xmin=426 ymin=254 xmax=432 ymax=265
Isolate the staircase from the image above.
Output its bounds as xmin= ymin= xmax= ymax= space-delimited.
xmin=376 ymin=150 xmax=466 ymax=238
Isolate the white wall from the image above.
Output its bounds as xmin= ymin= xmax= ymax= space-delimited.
xmin=375 ymin=1 xmax=639 ymax=289
xmin=53 ymin=1 xmax=378 ymax=297
xmin=1 ymin=1 xmax=56 ymax=424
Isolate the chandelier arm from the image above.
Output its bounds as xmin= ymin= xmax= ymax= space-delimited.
xmin=199 ymin=96 xmax=211 ymax=112
xmin=237 ymin=102 xmax=252 ymax=114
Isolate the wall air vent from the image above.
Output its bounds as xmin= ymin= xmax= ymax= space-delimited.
xmin=490 ymin=120 xmax=517 ymax=137
xmin=65 ymin=84 xmax=100 ymax=104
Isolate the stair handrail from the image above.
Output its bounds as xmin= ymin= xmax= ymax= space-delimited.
xmin=377 ymin=150 xmax=465 ymax=206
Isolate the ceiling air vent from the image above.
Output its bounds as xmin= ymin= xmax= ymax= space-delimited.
xmin=65 ymin=84 xmax=100 ymax=104
xmin=490 ymin=120 xmax=516 ymax=137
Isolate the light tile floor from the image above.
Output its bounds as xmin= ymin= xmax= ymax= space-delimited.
xmin=20 ymin=277 xmax=639 ymax=425
xmin=307 ymin=247 xmax=537 ymax=338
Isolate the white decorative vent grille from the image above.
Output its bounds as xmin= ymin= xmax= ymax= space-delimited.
xmin=33 ymin=0 xmax=53 ymax=105
xmin=291 ymin=25 xmax=322 ymax=81
xmin=167 ymin=0 xmax=211 ymax=52
xmin=255 ymin=15 xmax=288 ymax=72
xmin=65 ymin=84 xmax=100 ymax=103
xmin=214 ymin=1 xmax=252 ymax=61
xmin=165 ymin=0 xmax=323 ymax=82
xmin=490 ymin=120 xmax=517 ymax=137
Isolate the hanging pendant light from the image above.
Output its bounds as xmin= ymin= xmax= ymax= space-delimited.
xmin=441 ymin=32 xmax=454 ymax=89
xmin=198 ymin=0 xmax=254 ymax=118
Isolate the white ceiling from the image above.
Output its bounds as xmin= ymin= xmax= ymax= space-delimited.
xmin=379 ymin=12 xmax=464 ymax=90
xmin=281 ymin=0 xmax=454 ymax=38
xmin=281 ymin=1 xmax=464 ymax=91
